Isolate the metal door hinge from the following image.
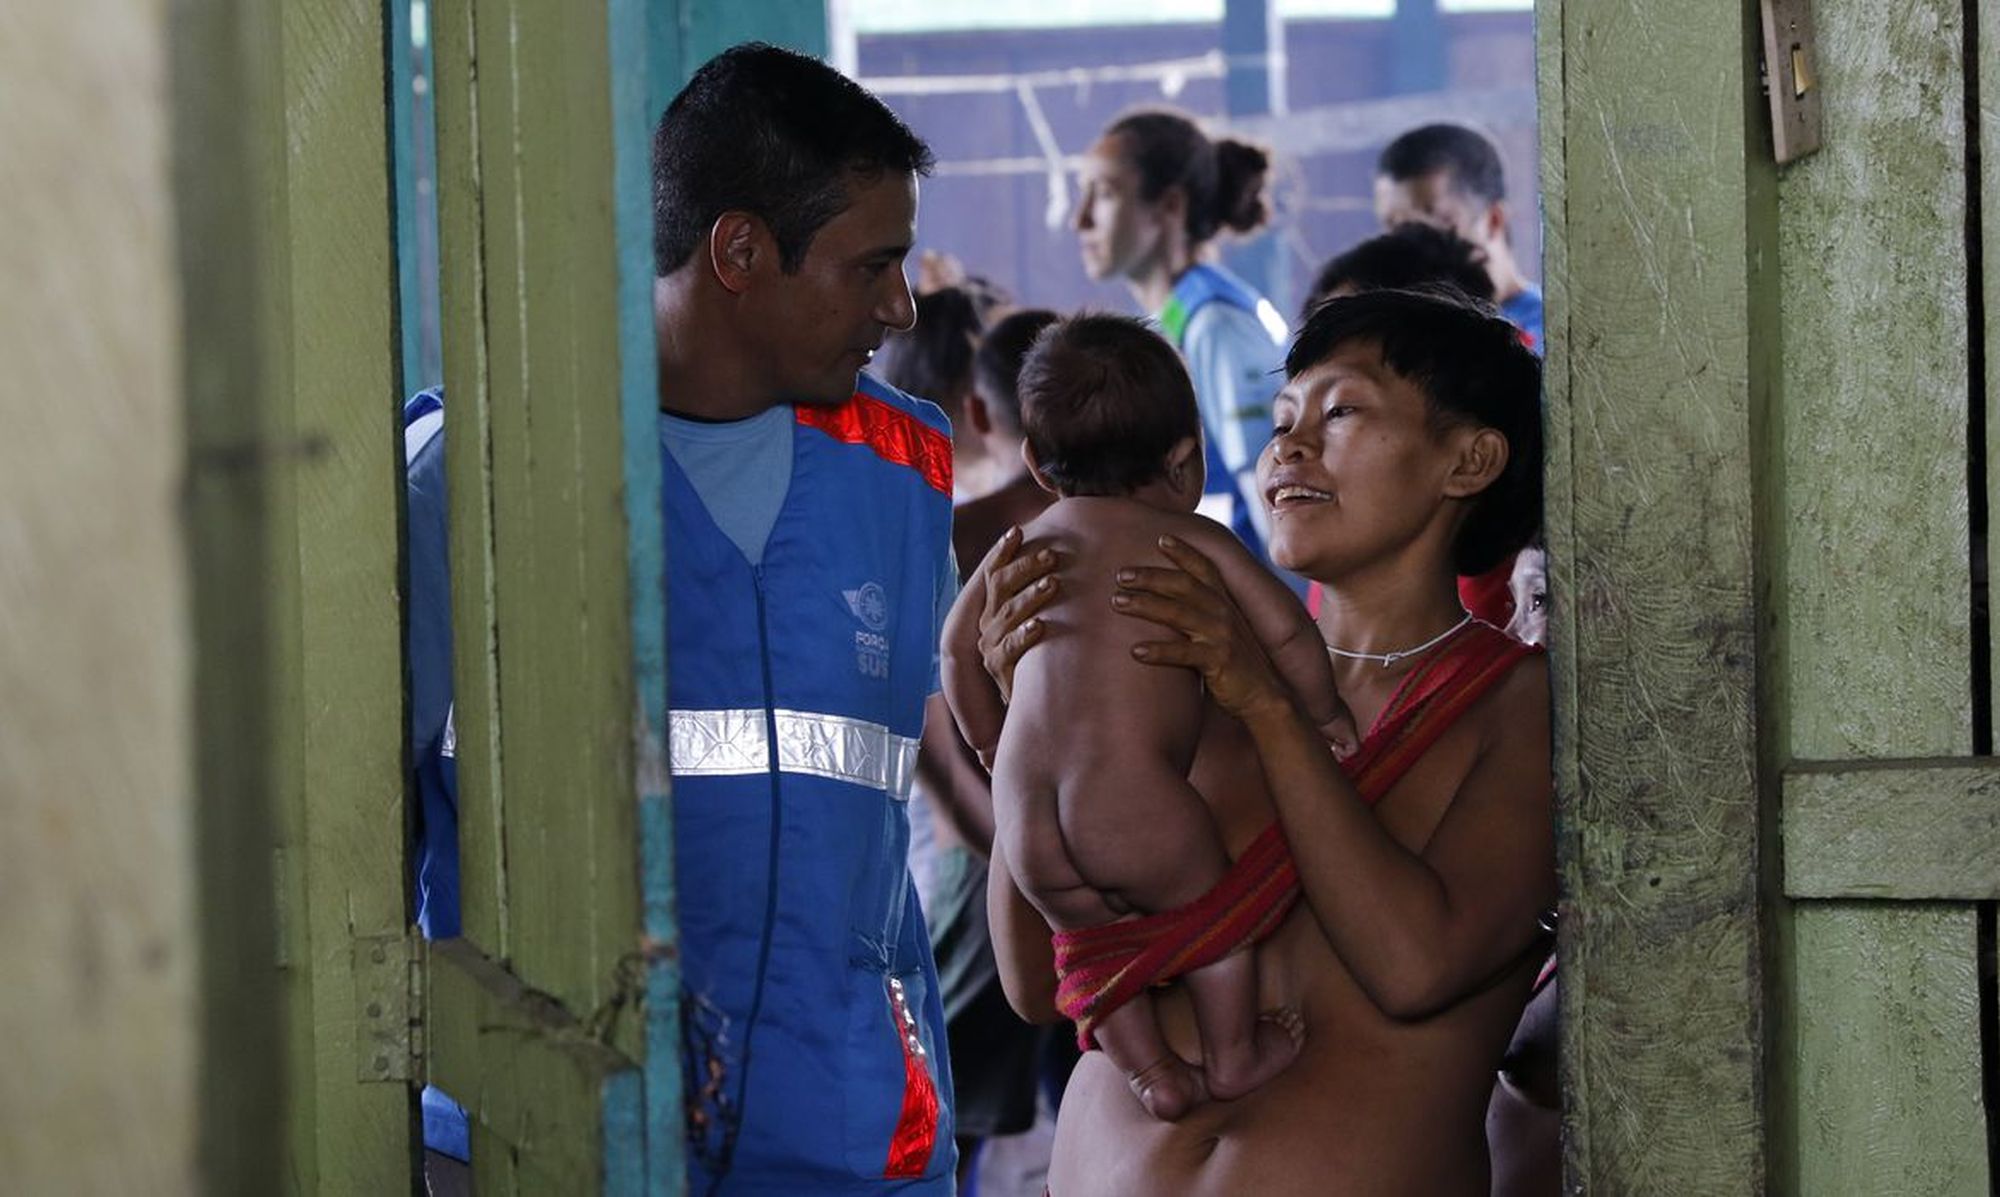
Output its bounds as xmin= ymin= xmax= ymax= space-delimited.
xmin=1759 ymin=0 xmax=1823 ymax=164
xmin=355 ymin=930 xmax=426 ymax=1083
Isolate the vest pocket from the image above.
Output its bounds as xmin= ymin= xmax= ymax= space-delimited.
xmin=841 ymin=964 xmax=953 ymax=1180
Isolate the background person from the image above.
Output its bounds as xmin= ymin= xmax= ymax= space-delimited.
xmin=1072 ymin=106 xmax=1292 ymax=579
xmin=1375 ymin=122 xmax=1543 ymax=353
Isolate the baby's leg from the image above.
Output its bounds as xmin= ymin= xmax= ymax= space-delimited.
xmin=1090 ymin=995 xmax=1207 ymax=1122
xmin=1179 ymin=950 xmax=1305 ymax=1101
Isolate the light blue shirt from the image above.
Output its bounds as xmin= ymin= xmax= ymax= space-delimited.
xmin=659 ymin=406 xmax=794 ymax=566
xmin=1182 ymin=297 xmax=1288 ymax=549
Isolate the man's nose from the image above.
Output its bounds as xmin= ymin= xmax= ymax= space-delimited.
xmin=879 ymin=269 xmax=917 ymax=332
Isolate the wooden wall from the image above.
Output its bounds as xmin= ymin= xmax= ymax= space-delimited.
xmin=1546 ymin=0 xmax=1998 ymax=1190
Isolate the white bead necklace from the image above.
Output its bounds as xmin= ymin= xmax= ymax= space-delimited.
xmin=1325 ymin=612 xmax=1475 ymax=669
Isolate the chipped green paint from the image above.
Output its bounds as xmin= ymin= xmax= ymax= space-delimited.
xmin=1783 ymin=760 xmax=2000 ymax=899
xmin=1778 ymin=0 xmax=1971 ymax=764
xmin=1768 ymin=3 xmax=1990 ymax=1192
xmin=1792 ymin=905 xmax=1989 ymax=1196
xmin=1540 ymin=0 xmax=1770 ymax=1190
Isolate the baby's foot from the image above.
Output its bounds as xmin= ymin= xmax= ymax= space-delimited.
xmin=1208 ymin=1007 xmax=1307 ymax=1101
xmin=1127 ymin=1053 xmax=1208 ymax=1122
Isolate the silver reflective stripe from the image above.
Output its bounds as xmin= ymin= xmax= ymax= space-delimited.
xmin=668 ymin=708 xmax=921 ymax=801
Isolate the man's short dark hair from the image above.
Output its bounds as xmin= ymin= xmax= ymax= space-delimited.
xmin=1286 ymin=290 xmax=1541 ymax=576
xmin=1303 ymin=224 xmax=1495 ymax=318
xmin=874 ymin=287 xmax=983 ymax=403
xmin=652 ymin=43 xmax=934 ymax=276
xmin=974 ymin=308 xmax=1060 ymax=435
xmin=1020 ymin=314 xmax=1200 ymax=497
xmin=1376 ymin=123 xmax=1507 ymax=207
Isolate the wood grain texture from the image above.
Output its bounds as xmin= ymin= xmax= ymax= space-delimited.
xmin=1791 ymin=904 xmax=1990 ymax=1196
xmin=428 ymin=0 xmax=645 ymax=1153
xmin=428 ymin=941 xmax=640 ymax=1192
xmin=1 ymin=2 xmax=211 ymax=1191
xmin=1541 ymin=0 xmax=1769 ymax=1190
xmin=252 ymin=0 xmax=417 ymax=1189
xmin=1783 ymin=759 xmax=2000 ymax=899
xmin=1769 ymin=5 xmax=1991 ymax=1193
xmin=1778 ymin=0 xmax=1971 ymax=763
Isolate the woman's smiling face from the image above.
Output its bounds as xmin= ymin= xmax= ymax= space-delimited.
xmin=1259 ymin=342 xmax=1470 ymax=580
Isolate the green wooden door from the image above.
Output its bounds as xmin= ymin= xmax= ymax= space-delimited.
xmin=1545 ymin=0 xmax=1997 ymax=1192
xmin=423 ymin=0 xmax=656 ymax=1189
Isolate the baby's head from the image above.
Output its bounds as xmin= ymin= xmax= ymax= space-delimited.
xmin=1017 ymin=313 xmax=1204 ymax=508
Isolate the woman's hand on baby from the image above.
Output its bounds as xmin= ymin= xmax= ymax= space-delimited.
xmin=1112 ymin=535 xmax=1292 ymax=723
xmin=977 ymin=526 xmax=1060 ymax=702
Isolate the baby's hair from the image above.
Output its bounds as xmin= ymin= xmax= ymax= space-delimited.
xmin=1287 ymin=290 xmax=1542 ymax=576
xmin=973 ymin=308 xmax=1061 ymax=435
xmin=1019 ymin=314 xmax=1200 ymax=496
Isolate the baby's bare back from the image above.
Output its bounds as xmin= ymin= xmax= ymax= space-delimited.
xmin=991 ymin=499 xmax=1238 ymax=927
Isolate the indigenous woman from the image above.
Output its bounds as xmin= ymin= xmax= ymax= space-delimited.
xmin=975 ymin=290 xmax=1553 ymax=1195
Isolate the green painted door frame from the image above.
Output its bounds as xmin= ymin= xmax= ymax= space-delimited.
xmin=1544 ymin=0 xmax=1996 ymax=1191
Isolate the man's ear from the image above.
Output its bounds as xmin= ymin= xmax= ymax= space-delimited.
xmin=1482 ymin=200 xmax=1511 ymax=246
xmin=708 ymin=211 xmax=765 ymax=295
xmin=1444 ymin=427 xmax=1508 ymax=499
xmin=1021 ymin=440 xmax=1060 ymax=495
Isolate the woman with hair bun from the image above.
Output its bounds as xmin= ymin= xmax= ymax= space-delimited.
xmin=1072 ymin=107 xmax=1293 ymax=577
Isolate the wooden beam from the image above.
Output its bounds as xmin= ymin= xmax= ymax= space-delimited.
xmin=1766 ymin=3 xmax=1990 ymax=1192
xmin=169 ymin=0 xmax=291 ymax=1190
xmin=430 ymin=0 xmax=643 ymax=1072
xmin=252 ymin=0 xmax=418 ymax=1188
xmin=1540 ymin=0 xmax=1772 ymax=1189
xmin=1783 ymin=760 xmax=2000 ymax=899
xmin=427 ymin=940 xmax=643 ymax=1193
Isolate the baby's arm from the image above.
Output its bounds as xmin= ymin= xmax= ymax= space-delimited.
xmin=940 ymin=559 xmax=1007 ymax=768
xmin=1195 ymin=526 xmax=1359 ymax=755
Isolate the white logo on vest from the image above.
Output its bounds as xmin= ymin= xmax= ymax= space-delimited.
xmin=844 ymin=582 xmax=890 ymax=679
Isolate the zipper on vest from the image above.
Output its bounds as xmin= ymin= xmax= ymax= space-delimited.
xmin=717 ymin=565 xmax=784 ymax=1184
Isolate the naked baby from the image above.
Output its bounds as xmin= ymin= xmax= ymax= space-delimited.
xmin=942 ymin=314 xmax=1357 ymax=1121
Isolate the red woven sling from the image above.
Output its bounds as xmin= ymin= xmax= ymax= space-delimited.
xmin=1051 ymin=621 xmax=1538 ymax=1048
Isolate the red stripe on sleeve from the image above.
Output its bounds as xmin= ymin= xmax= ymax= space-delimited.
xmin=797 ymin=393 xmax=954 ymax=496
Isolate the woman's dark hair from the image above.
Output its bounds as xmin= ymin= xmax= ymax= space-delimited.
xmin=874 ymin=287 xmax=983 ymax=404
xmin=1106 ymin=108 xmax=1273 ymax=247
xmin=653 ymin=43 xmax=934 ymax=276
xmin=973 ymin=308 xmax=1061 ymax=435
xmin=1286 ymin=290 xmax=1542 ymax=576
xmin=1302 ymin=224 xmax=1495 ymax=318
xmin=1019 ymin=314 xmax=1200 ymax=496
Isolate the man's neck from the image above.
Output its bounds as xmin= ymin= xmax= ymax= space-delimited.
xmin=654 ymin=275 xmax=779 ymax=422
xmin=1483 ymin=240 xmax=1532 ymax=305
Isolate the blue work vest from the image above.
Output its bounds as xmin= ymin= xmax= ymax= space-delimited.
xmin=403 ymin=378 xmax=957 ymax=1191
xmin=667 ymin=374 xmax=957 ymax=1194
xmin=1157 ymin=263 xmax=1281 ymax=558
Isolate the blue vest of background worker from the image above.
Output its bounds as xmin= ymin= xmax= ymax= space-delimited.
xmin=1156 ymin=260 xmax=1289 ymax=566
xmin=406 ymin=43 xmax=960 ymax=1194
